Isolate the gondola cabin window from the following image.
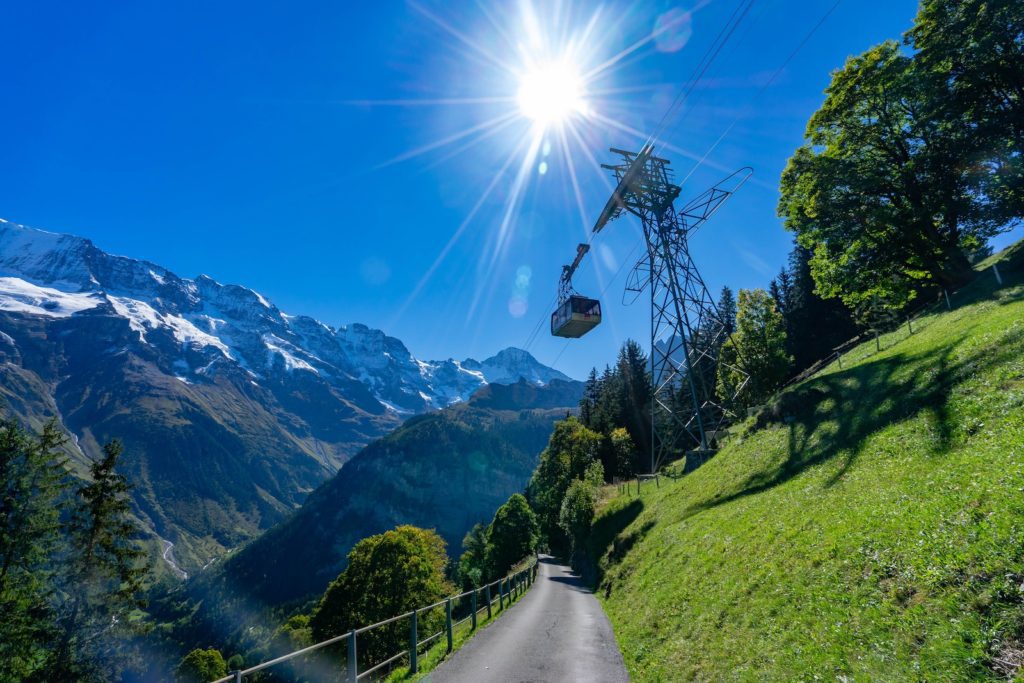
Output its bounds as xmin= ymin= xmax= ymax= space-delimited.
xmin=551 ymin=296 xmax=602 ymax=338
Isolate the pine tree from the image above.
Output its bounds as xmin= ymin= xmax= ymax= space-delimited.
xmin=45 ymin=440 xmax=149 ymax=681
xmin=579 ymin=367 xmax=600 ymax=428
xmin=782 ymin=245 xmax=858 ymax=369
xmin=717 ymin=286 xmax=737 ymax=336
xmin=0 ymin=420 xmax=68 ymax=682
xmin=617 ymin=340 xmax=651 ymax=458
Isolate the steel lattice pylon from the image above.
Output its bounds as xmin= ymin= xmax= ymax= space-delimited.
xmin=594 ymin=146 xmax=751 ymax=472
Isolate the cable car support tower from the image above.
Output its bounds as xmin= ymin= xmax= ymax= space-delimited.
xmin=556 ymin=144 xmax=751 ymax=473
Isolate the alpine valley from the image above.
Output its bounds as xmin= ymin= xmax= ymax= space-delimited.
xmin=0 ymin=218 xmax=575 ymax=574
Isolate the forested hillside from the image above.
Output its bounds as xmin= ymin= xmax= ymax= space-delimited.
xmin=147 ymin=379 xmax=581 ymax=665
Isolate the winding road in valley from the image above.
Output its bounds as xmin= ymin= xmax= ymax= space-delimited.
xmin=160 ymin=539 xmax=188 ymax=580
xmin=428 ymin=555 xmax=629 ymax=682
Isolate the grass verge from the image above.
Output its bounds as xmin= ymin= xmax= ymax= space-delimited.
xmin=591 ymin=244 xmax=1024 ymax=680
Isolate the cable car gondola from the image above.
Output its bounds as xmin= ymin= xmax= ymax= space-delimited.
xmin=551 ymin=295 xmax=601 ymax=338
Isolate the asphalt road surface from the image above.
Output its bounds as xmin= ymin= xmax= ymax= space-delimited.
xmin=428 ymin=555 xmax=629 ymax=682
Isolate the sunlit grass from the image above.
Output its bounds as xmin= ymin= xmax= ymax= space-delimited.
xmin=591 ymin=246 xmax=1024 ymax=680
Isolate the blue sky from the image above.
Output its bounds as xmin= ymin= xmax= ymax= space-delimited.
xmin=3 ymin=1 xmax=1019 ymax=380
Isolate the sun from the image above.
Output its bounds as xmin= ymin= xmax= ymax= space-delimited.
xmin=516 ymin=61 xmax=587 ymax=126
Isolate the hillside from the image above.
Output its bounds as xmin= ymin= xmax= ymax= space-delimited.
xmin=592 ymin=243 xmax=1024 ymax=680
xmin=150 ymin=378 xmax=582 ymax=657
xmin=0 ymin=218 xmax=569 ymax=573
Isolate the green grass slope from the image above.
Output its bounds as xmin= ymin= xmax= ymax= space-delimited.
xmin=593 ymin=245 xmax=1024 ymax=681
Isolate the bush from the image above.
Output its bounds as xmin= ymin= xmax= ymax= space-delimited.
xmin=485 ymin=493 xmax=538 ymax=577
xmin=309 ymin=526 xmax=452 ymax=667
xmin=175 ymin=648 xmax=227 ymax=682
xmin=559 ymin=480 xmax=596 ymax=561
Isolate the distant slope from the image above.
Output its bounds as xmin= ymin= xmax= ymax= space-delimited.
xmin=0 ymin=218 xmax=571 ymax=573
xmin=153 ymin=379 xmax=583 ymax=653
xmin=592 ymin=244 xmax=1024 ymax=680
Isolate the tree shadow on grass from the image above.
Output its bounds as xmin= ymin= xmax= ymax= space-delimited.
xmin=686 ymin=321 xmax=1024 ymax=519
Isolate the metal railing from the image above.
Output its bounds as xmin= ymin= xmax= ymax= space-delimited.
xmin=780 ymin=262 xmax=1012 ymax=391
xmin=212 ymin=556 xmax=539 ymax=683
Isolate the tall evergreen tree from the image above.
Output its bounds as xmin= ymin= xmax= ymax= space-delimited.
xmin=0 ymin=420 xmax=67 ymax=682
xmin=717 ymin=286 xmax=737 ymax=337
xmin=616 ymin=340 xmax=652 ymax=459
xmin=46 ymin=440 xmax=148 ymax=682
xmin=771 ymin=245 xmax=859 ymax=370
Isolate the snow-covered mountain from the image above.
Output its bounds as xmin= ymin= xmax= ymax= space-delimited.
xmin=0 ymin=218 xmax=568 ymax=411
xmin=0 ymin=217 xmax=572 ymax=572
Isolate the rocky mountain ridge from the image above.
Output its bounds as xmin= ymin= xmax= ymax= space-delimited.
xmin=0 ymin=218 xmax=572 ymax=571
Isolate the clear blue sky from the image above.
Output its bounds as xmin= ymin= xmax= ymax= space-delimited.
xmin=3 ymin=0 xmax=1016 ymax=380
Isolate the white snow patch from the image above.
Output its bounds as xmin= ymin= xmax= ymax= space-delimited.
xmin=0 ymin=277 xmax=103 ymax=317
xmin=453 ymin=360 xmax=485 ymax=381
xmin=107 ymin=296 xmax=232 ymax=356
xmin=263 ymin=334 xmax=317 ymax=373
xmin=376 ymin=396 xmax=414 ymax=415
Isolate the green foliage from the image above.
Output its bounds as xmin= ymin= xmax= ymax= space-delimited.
xmin=594 ymin=247 xmax=1024 ymax=679
xmin=579 ymin=341 xmax=651 ymax=466
xmin=457 ymin=523 xmax=489 ymax=589
xmin=717 ymin=286 xmax=737 ymax=336
xmin=46 ymin=439 xmax=150 ymax=681
xmin=610 ymin=428 xmax=638 ymax=480
xmin=559 ymin=480 xmax=596 ymax=561
xmin=583 ymin=460 xmax=605 ymax=489
xmin=484 ymin=493 xmax=538 ymax=578
xmin=309 ymin=525 xmax=452 ymax=666
xmin=770 ymin=245 xmax=858 ymax=370
xmin=526 ymin=417 xmax=602 ymax=550
xmin=0 ymin=423 xmax=150 ymax=682
xmin=908 ymin=0 xmax=1024 ymax=220
xmin=0 ymin=420 xmax=67 ymax=681
xmin=718 ymin=289 xmax=793 ymax=409
xmin=778 ymin=39 xmax=1008 ymax=309
xmin=175 ymin=648 xmax=227 ymax=682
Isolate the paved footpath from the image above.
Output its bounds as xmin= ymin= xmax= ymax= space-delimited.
xmin=428 ymin=555 xmax=630 ymax=682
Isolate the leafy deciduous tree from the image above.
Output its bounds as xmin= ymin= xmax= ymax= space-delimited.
xmin=718 ymin=289 xmax=793 ymax=410
xmin=484 ymin=493 xmax=538 ymax=578
xmin=779 ymin=41 xmax=1003 ymax=310
xmin=310 ymin=525 xmax=451 ymax=666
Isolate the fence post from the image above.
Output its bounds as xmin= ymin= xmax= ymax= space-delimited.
xmin=907 ymin=318 xmax=913 ymax=335
xmin=874 ymin=329 xmax=880 ymax=352
xmin=499 ymin=579 xmax=505 ymax=610
xmin=994 ymin=263 xmax=1003 ymax=285
xmin=485 ymin=583 xmax=492 ymax=619
xmin=347 ymin=630 xmax=357 ymax=683
xmin=445 ymin=598 xmax=453 ymax=653
xmin=837 ymin=353 xmax=843 ymax=369
xmin=232 ymin=671 xmax=241 ymax=683
xmin=409 ymin=609 xmax=418 ymax=674
xmin=471 ymin=590 xmax=478 ymax=629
